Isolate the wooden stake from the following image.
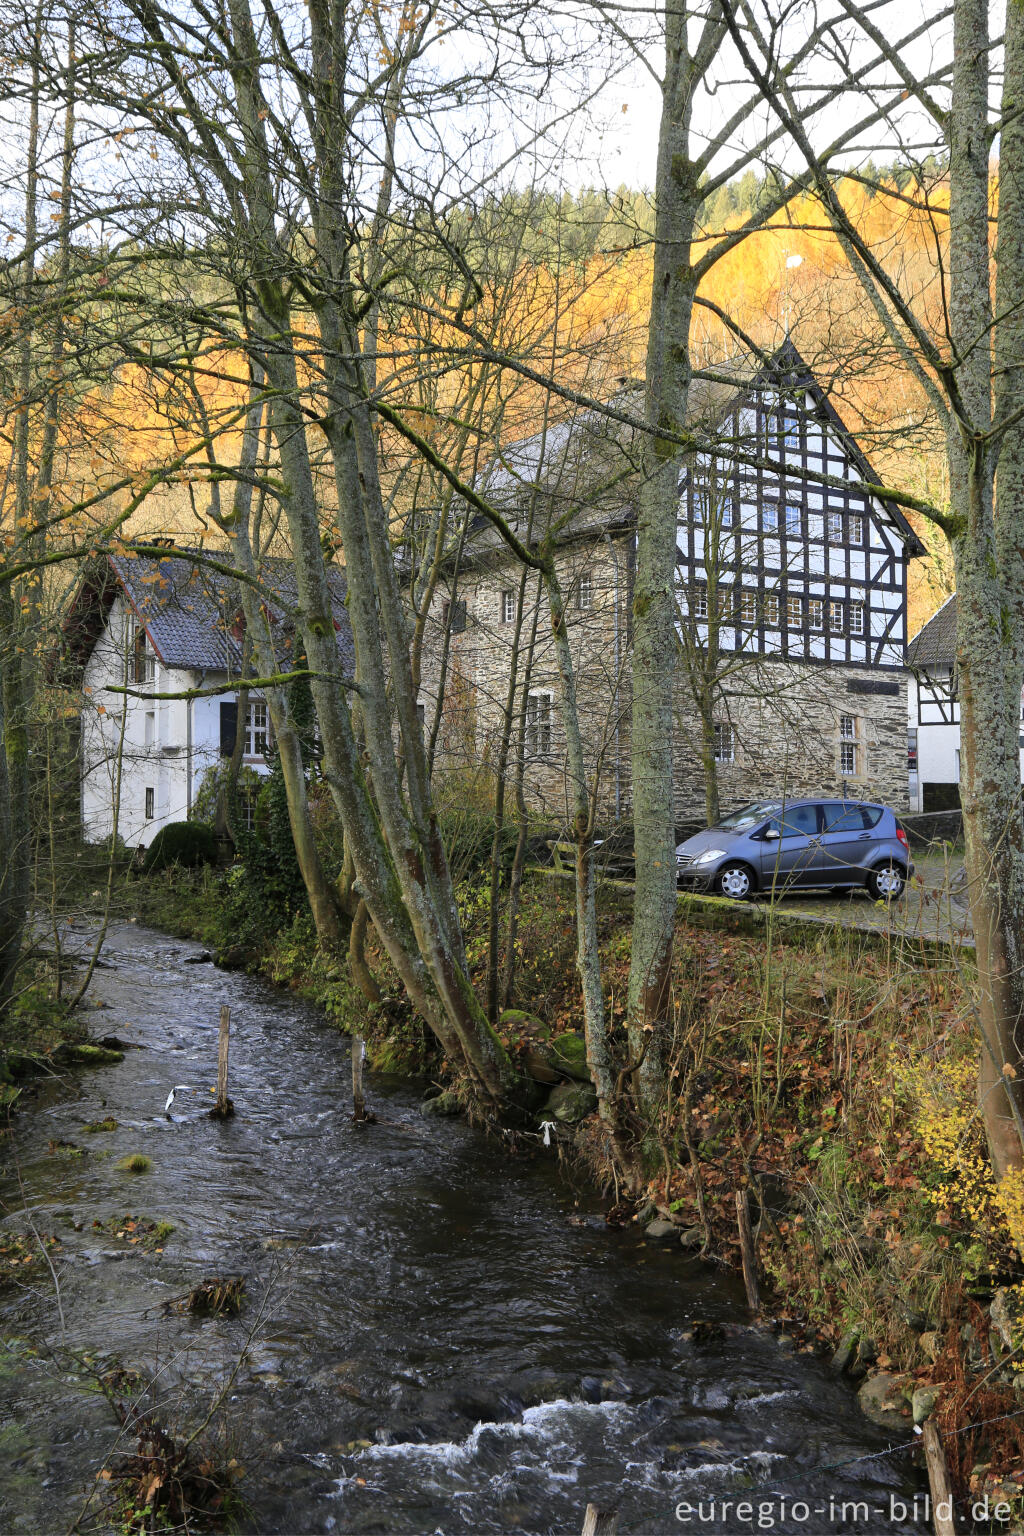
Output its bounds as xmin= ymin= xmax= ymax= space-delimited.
xmin=210 ymin=1004 xmax=234 ymax=1119
xmin=352 ymin=1034 xmax=366 ymax=1122
xmin=922 ymin=1420 xmax=956 ymax=1536
xmin=735 ymin=1188 xmax=759 ymax=1313
xmin=581 ymin=1506 xmax=618 ymax=1536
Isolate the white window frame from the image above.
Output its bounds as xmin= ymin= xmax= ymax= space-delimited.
xmin=712 ymin=722 xmax=735 ymax=764
xmin=577 ymin=572 xmax=593 ymax=611
xmin=739 ymin=590 xmax=758 ymax=626
xmin=692 ymin=584 xmax=709 ymax=620
xmin=827 ymin=511 xmax=844 ymax=544
xmin=144 ymin=786 xmax=155 ymax=820
xmin=840 ymin=714 xmax=858 ymax=741
xmin=849 ymin=600 xmax=866 ymax=637
xmin=131 ymin=624 xmax=155 ymax=686
xmin=244 ymin=699 xmax=270 ymax=759
xmin=525 ymin=691 xmax=552 ymax=758
xmin=829 ymin=599 xmax=844 ymax=635
xmin=784 ymin=503 xmax=802 ymax=538
xmin=848 ymin=512 xmax=864 ymax=544
xmin=763 ymin=593 xmax=780 ymax=627
xmin=763 ymin=502 xmax=779 ymax=535
xmin=786 ymin=593 xmax=803 ymax=629
xmin=501 ymin=588 xmax=516 ymax=624
xmin=839 ymin=741 xmax=858 ymax=777
xmin=807 ymin=597 xmax=824 ymax=631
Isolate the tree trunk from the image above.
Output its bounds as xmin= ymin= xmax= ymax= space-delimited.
xmin=950 ymin=0 xmax=1024 ymax=1175
xmin=629 ymin=6 xmax=700 ymax=1122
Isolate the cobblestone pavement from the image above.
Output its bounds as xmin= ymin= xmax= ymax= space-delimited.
xmin=758 ymin=849 xmax=971 ymax=947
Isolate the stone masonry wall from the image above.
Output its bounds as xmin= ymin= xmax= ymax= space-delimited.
xmin=418 ymin=535 xmax=909 ymax=832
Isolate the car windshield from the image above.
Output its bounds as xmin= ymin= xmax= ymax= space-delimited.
xmin=715 ymin=801 xmax=782 ymax=831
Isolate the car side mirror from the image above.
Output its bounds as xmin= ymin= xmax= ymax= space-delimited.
xmin=762 ymin=828 xmax=780 ymax=841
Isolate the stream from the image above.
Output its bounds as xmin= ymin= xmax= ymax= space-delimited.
xmin=0 ymin=920 xmax=926 ymax=1534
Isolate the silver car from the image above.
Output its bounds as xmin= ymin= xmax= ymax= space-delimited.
xmin=675 ymin=798 xmax=912 ymax=902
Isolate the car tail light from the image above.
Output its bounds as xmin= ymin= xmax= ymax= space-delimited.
xmin=896 ymin=826 xmax=909 ymax=851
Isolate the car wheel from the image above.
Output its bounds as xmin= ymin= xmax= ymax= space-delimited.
xmin=716 ymin=862 xmax=756 ymax=900
xmin=866 ymin=863 xmax=906 ymax=902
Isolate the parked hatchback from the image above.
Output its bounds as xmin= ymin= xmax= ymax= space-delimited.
xmin=675 ymin=798 xmax=912 ymax=901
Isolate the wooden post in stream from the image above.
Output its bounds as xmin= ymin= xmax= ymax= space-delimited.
xmin=209 ymin=1005 xmax=234 ymax=1119
xmin=581 ymin=1506 xmax=618 ymax=1536
xmin=352 ymin=1034 xmax=366 ymax=1122
xmin=735 ymin=1188 xmax=759 ymax=1314
xmin=922 ymin=1420 xmax=956 ymax=1536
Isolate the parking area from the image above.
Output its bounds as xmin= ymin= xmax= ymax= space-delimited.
xmin=744 ymin=847 xmax=971 ymax=947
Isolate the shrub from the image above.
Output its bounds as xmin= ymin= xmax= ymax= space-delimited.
xmin=142 ymin=822 xmax=218 ymax=874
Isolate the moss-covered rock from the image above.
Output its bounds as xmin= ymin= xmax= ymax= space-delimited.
xmin=499 ymin=1009 xmax=549 ymax=1038
xmin=56 ymin=1042 xmax=125 ymax=1067
xmin=548 ymin=1031 xmax=590 ymax=1082
xmin=420 ymin=1090 xmax=462 ymax=1118
xmin=543 ymin=1081 xmax=597 ymax=1125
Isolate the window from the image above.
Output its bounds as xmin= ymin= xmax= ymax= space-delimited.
xmin=442 ymin=599 xmax=467 ymax=634
xmin=713 ymin=722 xmax=735 ymax=763
xmin=245 ymin=700 xmax=269 ymax=758
xmin=763 ymin=503 xmax=779 ymax=535
xmin=784 ymin=504 xmax=802 ymax=538
xmin=132 ymin=625 xmax=154 ymax=685
xmin=577 ymin=572 xmax=593 ymax=611
xmin=827 ymin=511 xmax=844 ymax=544
xmin=716 ymin=586 xmax=733 ymax=621
xmin=739 ymin=590 xmax=758 ymax=625
xmin=839 ymin=715 xmax=859 ymax=777
xmin=763 ymin=593 xmax=780 ymax=626
xmin=416 ymin=702 xmax=426 ymax=727
xmin=823 ymin=803 xmax=871 ymax=833
xmin=849 ymin=601 xmax=865 ymax=636
xmin=780 ymin=410 xmax=801 ymax=450
xmin=692 ymin=584 xmax=709 ymax=620
xmin=829 ymin=600 xmax=844 ymax=635
xmin=786 ymin=594 xmax=803 ymax=628
xmin=807 ymin=597 xmax=823 ymax=630
xmin=501 ymin=589 xmax=515 ymax=624
xmin=849 ymin=513 xmax=864 ymax=544
xmin=765 ymin=803 xmax=819 ymax=838
xmin=525 ymin=692 xmax=552 ymax=757
xmin=144 ymin=787 xmax=155 ymax=820
xmin=144 ymin=712 xmax=155 ymax=747
xmin=239 ymin=789 xmax=258 ymax=833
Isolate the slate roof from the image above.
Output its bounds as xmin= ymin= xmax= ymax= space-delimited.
xmin=906 ymin=593 xmax=956 ymax=667
xmin=63 ymin=549 xmax=355 ymax=676
xmin=464 ymin=341 xmax=924 ymax=559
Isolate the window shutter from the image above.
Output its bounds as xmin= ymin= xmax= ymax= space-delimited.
xmin=451 ymin=600 xmax=467 ymax=635
xmin=219 ymin=701 xmax=238 ymax=758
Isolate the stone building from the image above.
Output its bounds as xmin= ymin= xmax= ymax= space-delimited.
xmin=419 ymin=342 xmax=923 ymax=829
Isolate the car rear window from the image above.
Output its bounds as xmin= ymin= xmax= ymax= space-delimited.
xmin=823 ymin=803 xmax=883 ymax=832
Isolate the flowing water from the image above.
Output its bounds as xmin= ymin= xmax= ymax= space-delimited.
xmin=0 ymin=921 xmax=926 ymax=1534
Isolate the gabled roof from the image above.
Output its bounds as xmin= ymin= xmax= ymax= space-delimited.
xmin=462 ymin=341 xmax=924 ymax=559
xmin=62 ymin=549 xmax=355 ymax=677
xmin=743 ymin=338 xmax=926 ymax=558
xmin=906 ymin=592 xmax=956 ymax=667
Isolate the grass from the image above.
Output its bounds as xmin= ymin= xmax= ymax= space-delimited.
xmin=118 ymin=1154 xmax=151 ymax=1175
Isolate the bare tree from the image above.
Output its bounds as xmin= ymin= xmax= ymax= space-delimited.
xmin=715 ymin=0 xmax=1024 ymax=1175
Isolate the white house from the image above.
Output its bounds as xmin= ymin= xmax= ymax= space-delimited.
xmin=905 ymin=592 xmax=1024 ymax=813
xmin=63 ymin=548 xmax=352 ymax=847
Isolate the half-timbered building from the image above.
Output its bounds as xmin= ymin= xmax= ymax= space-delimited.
xmin=420 ymin=340 xmax=923 ymax=826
